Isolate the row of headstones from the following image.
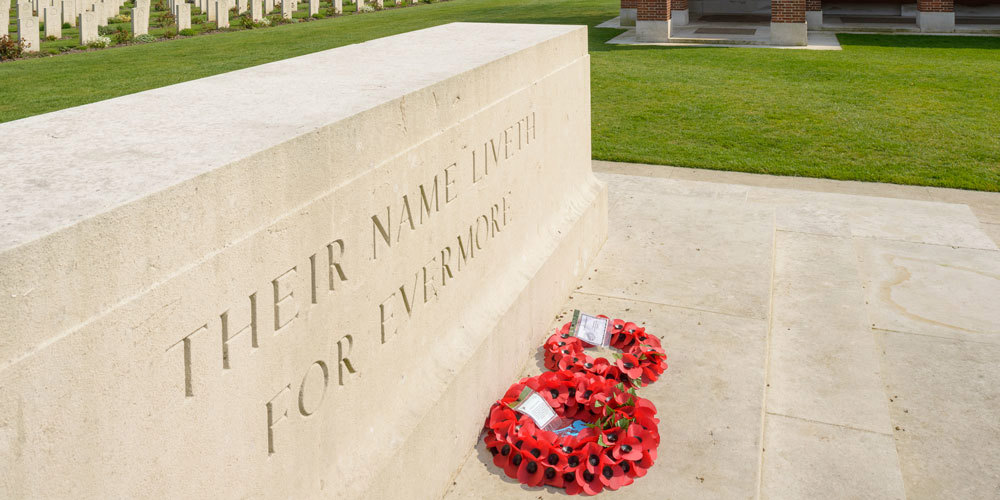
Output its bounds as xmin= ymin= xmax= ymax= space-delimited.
xmin=3 ymin=0 xmax=419 ymax=53
xmin=2 ymin=0 xmax=133 ymax=50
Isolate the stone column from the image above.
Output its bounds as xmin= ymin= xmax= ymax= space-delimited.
xmin=307 ymin=0 xmax=316 ymax=14
xmin=132 ymin=4 xmax=147 ymax=34
xmin=332 ymin=0 xmax=340 ymax=14
xmin=215 ymin=0 xmax=228 ymax=26
xmin=770 ymin=0 xmax=806 ymax=45
xmin=917 ymin=0 xmax=954 ymax=32
xmin=620 ymin=0 xmax=636 ymax=27
xmin=805 ymin=0 xmax=821 ymax=28
xmin=78 ymin=9 xmax=96 ymax=43
xmin=250 ymin=0 xmax=261 ymax=19
xmin=0 ymin=8 xmax=8 ymax=37
xmin=43 ymin=4 xmax=61 ymax=37
xmin=176 ymin=2 xmax=189 ymax=29
xmin=280 ymin=0 xmax=290 ymax=18
xmin=18 ymin=16 xmax=39 ymax=52
xmin=636 ymin=0 xmax=669 ymax=42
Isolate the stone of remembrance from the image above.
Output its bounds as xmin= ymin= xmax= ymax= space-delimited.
xmin=0 ymin=23 xmax=606 ymax=499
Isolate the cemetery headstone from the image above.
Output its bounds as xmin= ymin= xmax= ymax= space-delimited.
xmin=43 ymin=4 xmax=60 ymax=37
xmin=280 ymin=0 xmax=290 ymax=18
xmin=176 ymin=1 xmax=188 ymax=29
xmin=17 ymin=1 xmax=32 ymax=21
xmin=17 ymin=16 xmax=38 ymax=52
xmin=236 ymin=0 xmax=246 ymax=13
xmin=332 ymin=0 xmax=340 ymax=14
xmin=307 ymin=0 xmax=316 ymax=15
xmin=96 ymin=1 xmax=107 ymax=26
xmin=131 ymin=3 xmax=147 ymax=34
xmin=0 ymin=9 xmax=8 ymax=37
xmin=264 ymin=0 xmax=272 ymax=13
xmin=61 ymin=0 xmax=76 ymax=26
xmin=250 ymin=0 xmax=261 ymax=20
xmin=78 ymin=9 xmax=96 ymax=43
xmin=214 ymin=0 xmax=227 ymax=27
xmin=0 ymin=23 xmax=602 ymax=500
xmin=206 ymin=0 xmax=215 ymax=20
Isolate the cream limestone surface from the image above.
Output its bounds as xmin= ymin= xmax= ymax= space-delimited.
xmin=445 ymin=169 xmax=999 ymax=500
xmin=0 ymin=23 xmax=607 ymax=499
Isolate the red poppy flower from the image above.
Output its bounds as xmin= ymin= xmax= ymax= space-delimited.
xmin=612 ymin=432 xmax=643 ymax=461
xmin=576 ymin=466 xmax=605 ymax=495
xmin=615 ymin=353 xmax=643 ymax=380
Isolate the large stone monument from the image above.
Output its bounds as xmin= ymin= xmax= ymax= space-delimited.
xmin=0 ymin=23 xmax=605 ymax=499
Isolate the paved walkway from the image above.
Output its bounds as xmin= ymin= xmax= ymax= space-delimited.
xmin=443 ymin=162 xmax=1000 ymax=499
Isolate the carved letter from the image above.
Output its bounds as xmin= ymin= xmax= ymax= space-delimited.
xmin=503 ymin=194 xmax=512 ymax=226
xmin=266 ymin=384 xmax=291 ymax=455
xmin=297 ymin=360 xmax=329 ymax=417
xmin=221 ymin=293 xmax=257 ymax=370
xmin=440 ymin=246 xmax=454 ymax=287
xmin=422 ymin=256 xmax=439 ymax=304
xmin=167 ymin=324 xmax=209 ymax=397
xmin=456 ymin=225 xmax=474 ymax=271
xmin=471 ymin=149 xmax=484 ymax=184
xmin=487 ymin=137 xmax=500 ymax=167
xmin=327 ymin=239 xmax=348 ymax=291
xmin=398 ymin=271 xmax=419 ymax=316
xmin=418 ymin=176 xmax=439 ymax=223
xmin=444 ymin=163 xmax=458 ymax=203
xmin=475 ymin=215 xmax=488 ymax=250
xmin=504 ymin=126 xmax=514 ymax=160
xmin=490 ymin=204 xmax=501 ymax=236
xmin=272 ymin=267 xmax=298 ymax=333
xmin=371 ymin=207 xmax=391 ymax=260
xmin=379 ymin=292 xmax=397 ymax=344
xmin=336 ymin=334 xmax=357 ymax=386
xmin=398 ymin=195 xmax=415 ymax=239
xmin=524 ymin=112 xmax=536 ymax=144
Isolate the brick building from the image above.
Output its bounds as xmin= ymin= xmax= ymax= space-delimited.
xmin=622 ymin=0 xmax=1000 ymax=45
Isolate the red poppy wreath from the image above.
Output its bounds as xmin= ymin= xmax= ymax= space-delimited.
xmin=543 ymin=317 xmax=667 ymax=387
xmin=483 ymin=371 xmax=660 ymax=495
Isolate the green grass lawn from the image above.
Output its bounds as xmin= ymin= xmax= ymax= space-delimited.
xmin=2 ymin=0 xmax=998 ymax=191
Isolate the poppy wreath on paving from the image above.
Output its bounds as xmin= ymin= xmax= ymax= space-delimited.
xmin=543 ymin=317 xmax=667 ymax=387
xmin=484 ymin=371 xmax=660 ymax=495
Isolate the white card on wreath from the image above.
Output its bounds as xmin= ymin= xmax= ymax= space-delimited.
xmin=513 ymin=390 xmax=558 ymax=429
xmin=570 ymin=309 xmax=611 ymax=347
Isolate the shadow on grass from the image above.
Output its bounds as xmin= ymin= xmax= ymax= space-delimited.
xmin=836 ymin=32 xmax=1000 ymax=49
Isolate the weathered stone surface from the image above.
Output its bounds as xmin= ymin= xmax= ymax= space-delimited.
xmin=214 ymin=0 xmax=227 ymax=27
xmin=43 ymin=5 xmax=60 ymax=38
xmin=131 ymin=5 xmax=148 ymax=34
xmin=78 ymin=9 xmax=96 ymax=43
xmin=17 ymin=16 xmax=39 ymax=52
xmin=0 ymin=23 xmax=603 ymax=500
xmin=176 ymin=2 xmax=189 ymax=29
xmin=0 ymin=8 xmax=8 ymax=36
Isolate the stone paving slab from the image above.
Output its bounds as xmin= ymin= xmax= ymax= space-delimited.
xmin=442 ymin=165 xmax=1000 ymax=500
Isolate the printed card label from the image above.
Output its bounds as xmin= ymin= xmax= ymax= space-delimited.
xmin=513 ymin=390 xmax=558 ymax=429
xmin=570 ymin=309 xmax=611 ymax=347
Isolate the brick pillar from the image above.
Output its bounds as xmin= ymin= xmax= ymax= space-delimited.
xmin=637 ymin=0 xmax=670 ymax=42
xmin=621 ymin=0 xmax=637 ymax=27
xmin=917 ymin=0 xmax=954 ymax=32
xmin=805 ymin=0 xmax=821 ymax=29
xmin=770 ymin=0 xmax=807 ymax=45
xmin=671 ymin=0 xmax=688 ymax=26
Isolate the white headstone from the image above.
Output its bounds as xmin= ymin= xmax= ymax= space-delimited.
xmin=307 ymin=0 xmax=316 ymax=15
xmin=18 ymin=16 xmax=39 ymax=52
xmin=205 ymin=0 xmax=215 ymax=20
xmin=176 ymin=2 xmax=189 ymax=29
xmin=43 ymin=4 xmax=60 ymax=37
xmin=17 ymin=1 xmax=33 ymax=20
xmin=0 ymin=8 xmax=8 ymax=37
xmin=332 ymin=0 xmax=340 ymax=14
xmin=263 ymin=0 xmax=272 ymax=13
xmin=131 ymin=5 xmax=147 ymax=34
xmin=214 ymin=0 xmax=227 ymax=27
xmin=61 ymin=0 xmax=75 ymax=26
xmin=356 ymin=0 xmax=363 ymax=11
xmin=280 ymin=0 xmax=290 ymax=18
xmin=96 ymin=1 xmax=107 ymax=25
xmin=236 ymin=0 xmax=245 ymax=13
xmin=78 ymin=9 xmax=96 ymax=43
xmin=374 ymin=0 xmax=381 ymax=8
